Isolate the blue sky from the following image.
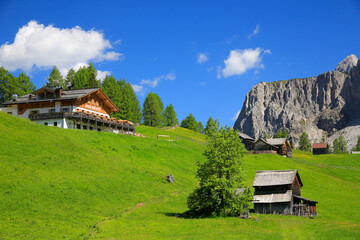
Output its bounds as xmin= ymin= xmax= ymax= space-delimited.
xmin=1 ymin=0 xmax=360 ymax=126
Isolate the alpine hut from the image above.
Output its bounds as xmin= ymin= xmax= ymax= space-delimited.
xmin=237 ymin=132 xmax=255 ymax=151
xmin=252 ymin=170 xmax=318 ymax=217
xmin=312 ymin=143 xmax=329 ymax=155
xmin=253 ymin=138 xmax=292 ymax=158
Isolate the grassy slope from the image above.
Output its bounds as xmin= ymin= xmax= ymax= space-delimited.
xmin=0 ymin=112 xmax=359 ymax=239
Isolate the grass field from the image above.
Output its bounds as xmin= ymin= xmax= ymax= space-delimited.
xmin=0 ymin=112 xmax=359 ymax=239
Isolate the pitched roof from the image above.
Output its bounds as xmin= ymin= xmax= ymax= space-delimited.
xmin=237 ymin=132 xmax=255 ymax=141
xmin=266 ymin=138 xmax=287 ymax=146
xmin=312 ymin=143 xmax=328 ymax=149
xmin=2 ymin=87 xmax=119 ymax=113
xmin=253 ymin=170 xmax=303 ymax=187
xmin=252 ymin=190 xmax=293 ymax=203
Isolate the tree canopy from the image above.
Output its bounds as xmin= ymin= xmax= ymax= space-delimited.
xmin=143 ymin=92 xmax=164 ymax=127
xmin=72 ymin=63 xmax=101 ymax=89
xmin=181 ymin=113 xmax=199 ymax=132
xmin=274 ymin=129 xmax=288 ymax=139
xmin=353 ymin=136 xmax=360 ymax=151
xmin=163 ymin=104 xmax=178 ymax=126
xmin=45 ymin=66 xmax=66 ymax=89
xmin=333 ymin=136 xmax=348 ymax=154
xmin=187 ymin=127 xmax=251 ymax=217
xmin=102 ymin=75 xmax=142 ymax=123
xmin=0 ymin=67 xmax=36 ymax=103
xmin=298 ymin=132 xmax=311 ymax=151
xmin=204 ymin=117 xmax=220 ymax=135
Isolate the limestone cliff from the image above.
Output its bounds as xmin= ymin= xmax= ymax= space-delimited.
xmin=233 ymin=55 xmax=360 ymax=149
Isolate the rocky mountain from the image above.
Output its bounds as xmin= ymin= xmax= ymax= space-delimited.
xmin=233 ymin=55 xmax=360 ymax=150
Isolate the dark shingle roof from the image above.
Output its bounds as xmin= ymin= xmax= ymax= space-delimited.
xmin=237 ymin=132 xmax=255 ymax=141
xmin=253 ymin=170 xmax=303 ymax=187
xmin=2 ymin=88 xmax=99 ymax=105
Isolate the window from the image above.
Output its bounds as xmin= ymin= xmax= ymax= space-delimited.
xmin=54 ymin=122 xmax=58 ymax=127
xmin=77 ymin=124 xmax=81 ymax=129
xmin=44 ymin=122 xmax=48 ymax=125
xmin=61 ymin=108 xmax=69 ymax=112
xmin=7 ymin=112 xmax=12 ymax=115
xmin=30 ymin=110 xmax=39 ymax=114
xmin=49 ymin=109 xmax=55 ymax=113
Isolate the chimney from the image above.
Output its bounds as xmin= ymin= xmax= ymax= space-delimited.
xmin=55 ymin=87 xmax=62 ymax=98
xmin=12 ymin=94 xmax=18 ymax=101
xmin=67 ymin=83 xmax=73 ymax=90
xmin=29 ymin=94 xmax=33 ymax=100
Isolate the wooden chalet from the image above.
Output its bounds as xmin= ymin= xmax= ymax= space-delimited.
xmin=252 ymin=170 xmax=318 ymax=217
xmin=0 ymin=87 xmax=135 ymax=134
xmin=312 ymin=143 xmax=329 ymax=155
xmin=237 ymin=132 xmax=255 ymax=151
xmin=253 ymin=138 xmax=292 ymax=158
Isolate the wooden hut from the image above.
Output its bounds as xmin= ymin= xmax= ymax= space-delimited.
xmin=312 ymin=143 xmax=329 ymax=155
xmin=253 ymin=138 xmax=292 ymax=158
xmin=237 ymin=132 xmax=255 ymax=151
xmin=252 ymin=170 xmax=317 ymax=217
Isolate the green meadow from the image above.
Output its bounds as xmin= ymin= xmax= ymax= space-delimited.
xmin=0 ymin=112 xmax=359 ymax=239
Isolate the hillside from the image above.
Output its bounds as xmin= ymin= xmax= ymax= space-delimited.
xmin=0 ymin=112 xmax=360 ymax=239
xmin=234 ymin=55 xmax=360 ymax=149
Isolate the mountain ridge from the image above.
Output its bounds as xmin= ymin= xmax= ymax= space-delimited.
xmin=233 ymin=55 xmax=360 ymax=149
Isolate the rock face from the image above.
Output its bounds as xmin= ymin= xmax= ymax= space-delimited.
xmin=335 ymin=54 xmax=358 ymax=74
xmin=233 ymin=55 xmax=360 ymax=149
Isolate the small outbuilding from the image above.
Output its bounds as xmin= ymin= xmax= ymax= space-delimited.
xmin=237 ymin=132 xmax=255 ymax=151
xmin=252 ymin=170 xmax=317 ymax=217
xmin=312 ymin=143 xmax=329 ymax=155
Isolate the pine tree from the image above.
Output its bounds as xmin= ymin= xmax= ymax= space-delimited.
xmin=205 ymin=117 xmax=219 ymax=135
xmin=299 ymin=132 xmax=311 ymax=151
xmin=275 ymin=129 xmax=288 ymax=138
xmin=142 ymin=92 xmax=164 ymax=127
xmin=198 ymin=121 xmax=205 ymax=134
xmin=0 ymin=68 xmax=35 ymax=103
xmin=163 ymin=104 xmax=178 ymax=126
xmin=187 ymin=127 xmax=251 ymax=217
xmin=333 ymin=136 xmax=348 ymax=154
xmin=181 ymin=113 xmax=198 ymax=132
xmin=353 ymin=136 xmax=360 ymax=151
xmin=72 ymin=63 xmax=100 ymax=89
xmin=102 ymin=76 xmax=142 ymax=123
xmin=45 ymin=66 xmax=66 ymax=89
xmin=66 ymin=68 xmax=76 ymax=87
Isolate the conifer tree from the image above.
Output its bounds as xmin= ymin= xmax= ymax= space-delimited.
xmin=72 ymin=63 xmax=100 ymax=89
xmin=198 ymin=121 xmax=205 ymax=134
xmin=353 ymin=136 xmax=360 ymax=151
xmin=0 ymin=68 xmax=35 ymax=103
xmin=102 ymin=76 xmax=142 ymax=123
xmin=205 ymin=117 xmax=220 ymax=135
xmin=142 ymin=92 xmax=164 ymax=127
xmin=181 ymin=113 xmax=198 ymax=132
xmin=45 ymin=66 xmax=66 ymax=89
xmin=187 ymin=127 xmax=251 ymax=217
xmin=333 ymin=136 xmax=348 ymax=154
xmin=163 ymin=104 xmax=178 ymax=126
xmin=275 ymin=129 xmax=288 ymax=138
xmin=299 ymin=132 xmax=311 ymax=151
xmin=66 ymin=68 xmax=76 ymax=87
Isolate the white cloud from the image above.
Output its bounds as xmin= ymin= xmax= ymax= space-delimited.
xmin=140 ymin=72 xmax=176 ymax=87
xmin=97 ymin=70 xmax=111 ymax=82
xmin=219 ymin=48 xmax=270 ymax=78
xmin=248 ymin=25 xmax=260 ymax=40
xmin=232 ymin=110 xmax=241 ymax=121
xmin=197 ymin=53 xmax=208 ymax=63
xmin=131 ymin=84 xmax=145 ymax=95
xmin=0 ymin=20 xmax=122 ymax=72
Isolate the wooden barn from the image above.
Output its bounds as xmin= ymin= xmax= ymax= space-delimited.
xmin=252 ymin=170 xmax=318 ymax=217
xmin=253 ymin=138 xmax=292 ymax=158
xmin=237 ymin=132 xmax=255 ymax=151
xmin=312 ymin=143 xmax=329 ymax=155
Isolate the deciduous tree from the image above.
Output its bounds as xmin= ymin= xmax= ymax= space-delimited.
xmin=187 ymin=127 xmax=251 ymax=217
